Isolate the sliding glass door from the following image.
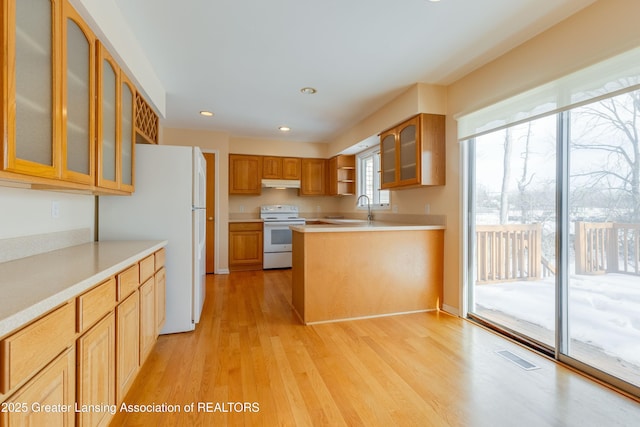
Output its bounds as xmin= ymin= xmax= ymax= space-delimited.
xmin=467 ymin=86 xmax=640 ymax=395
xmin=470 ymin=116 xmax=557 ymax=349
xmin=566 ymin=89 xmax=640 ymax=388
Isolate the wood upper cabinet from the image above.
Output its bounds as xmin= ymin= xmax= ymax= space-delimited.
xmin=262 ymin=156 xmax=282 ymax=179
xmin=263 ymin=156 xmax=301 ymax=180
xmin=96 ymin=41 xmax=135 ymax=193
xmin=229 ymin=154 xmax=262 ymax=194
xmin=61 ymin=1 xmax=95 ymax=185
xmin=282 ymin=157 xmax=301 ymax=179
xmin=0 ymin=0 xmax=143 ymax=191
xmin=300 ymin=158 xmax=327 ymax=196
xmin=380 ymin=113 xmax=446 ymax=189
xmin=134 ymin=92 xmax=159 ymax=144
xmin=120 ymin=74 xmax=135 ymax=193
xmin=1 ymin=0 xmax=98 ymax=187
xmin=2 ymin=0 xmax=62 ymax=179
xmin=328 ymin=155 xmax=355 ymax=196
xmin=96 ymin=42 xmax=118 ymax=190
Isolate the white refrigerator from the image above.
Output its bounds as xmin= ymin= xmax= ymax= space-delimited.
xmin=99 ymin=144 xmax=207 ymax=334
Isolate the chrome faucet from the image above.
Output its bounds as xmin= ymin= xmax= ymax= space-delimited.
xmin=356 ymin=194 xmax=373 ymax=223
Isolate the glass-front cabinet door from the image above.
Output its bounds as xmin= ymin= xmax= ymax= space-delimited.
xmin=61 ymin=2 xmax=95 ymax=184
xmin=96 ymin=42 xmax=119 ymax=190
xmin=380 ymin=132 xmax=396 ymax=187
xmin=120 ymin=75 xmax=135 ymax=192
xmin=5 ymin=0 xmax=61 ymax=178
xmin=398 ymin=116 xmax=419 ymax=185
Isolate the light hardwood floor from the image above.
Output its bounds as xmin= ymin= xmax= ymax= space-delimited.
xmin=110 ymin=270 xmax=640 ymax=426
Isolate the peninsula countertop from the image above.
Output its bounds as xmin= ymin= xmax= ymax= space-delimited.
xmin=0 ymin=240 xmax=167 ymax=338
xmin=291 ymin=219 xmax=446 ymax=233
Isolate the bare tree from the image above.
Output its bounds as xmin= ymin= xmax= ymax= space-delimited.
xmin=571 ymin=86 xmax=640 ymax=221
xmin=517 ymin=122 xmax=536 ymax=222
xmin=500 ymin=128 xmax=512 ymax=224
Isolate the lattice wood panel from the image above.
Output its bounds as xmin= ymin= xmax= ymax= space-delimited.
xmin=135 ymin=93 xmax=159 ymax=144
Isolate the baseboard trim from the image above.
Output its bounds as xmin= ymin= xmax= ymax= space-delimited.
xmin=304 ymin=308 xmax=437 ymax=325
xmin=442 ymin=304 xmax=460 ymax=317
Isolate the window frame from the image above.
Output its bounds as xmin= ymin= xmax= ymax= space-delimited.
xmin=356 ymin=146 xmax=390 ymax=210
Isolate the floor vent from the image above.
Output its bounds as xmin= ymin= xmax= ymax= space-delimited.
xmin=496 ymin=349 xmax=539 ymax=370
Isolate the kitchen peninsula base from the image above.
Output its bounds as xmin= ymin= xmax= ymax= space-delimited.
xmin=291 ymin=227 xmax=444 ymax=324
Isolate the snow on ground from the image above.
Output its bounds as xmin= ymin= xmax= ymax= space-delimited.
xmin=475 ymin=273 xmax=640 ymax=367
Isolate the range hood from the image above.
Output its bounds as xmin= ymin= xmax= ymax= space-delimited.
xmin=261 ymin=179 xmax=301 ymax=189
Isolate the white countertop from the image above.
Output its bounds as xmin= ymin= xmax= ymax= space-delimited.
xmin=0 ymin=240 xmax=167 ymax=338
xmin=291 ymin=219 xmax=446 ymax=233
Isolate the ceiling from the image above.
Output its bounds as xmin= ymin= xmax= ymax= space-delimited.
xmin=113 ymin=0 xmax=596 ymax=144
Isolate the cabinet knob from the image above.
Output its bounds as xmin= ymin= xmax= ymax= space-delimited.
xmin=208 ymin=217 xmax=214 ymax=221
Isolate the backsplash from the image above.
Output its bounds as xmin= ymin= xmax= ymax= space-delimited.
xmin=0 ymin=228 xmax=93 ymax=263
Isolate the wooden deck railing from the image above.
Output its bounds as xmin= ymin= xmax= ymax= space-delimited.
xmin=575 ymin=222 xmax=640 ymax=276
xmin=475 ymin=224 xmax=542 ymax=284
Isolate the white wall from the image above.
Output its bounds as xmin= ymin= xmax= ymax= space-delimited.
xmin=0 ymin=187 xmax=95 ymax=239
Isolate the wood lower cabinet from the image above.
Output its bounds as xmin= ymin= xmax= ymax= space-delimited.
xmin=292 ymin=228 xmax=444 ymax=324
xmin=0 ymin=303 xmax=75 ymax=394
xmin=300 ymin=158 xmax=327 ymax=196
xmin=76 ymin=312 xmax=116 ymax=427
xmin=155 ymin=267 xmax=166 ymax=335
xmin=0 ymin=247 xmax=166 ymax=427
xmin=77 ymin=277 xmax=116 ymax=333
xmin=117 ymin=264 xmax=139 ymax=302
xmin=229 ymin=222 xmax=263 ymax=271
xmin=229 ymin=154 xmax=262 ymax=194
xmin=116 ymin=290 xmax=140 ymax=403
xmin=0 ymin=348 xmax=75 ymax=427
xmin=139 ymin=277 xmax=155 ymax=364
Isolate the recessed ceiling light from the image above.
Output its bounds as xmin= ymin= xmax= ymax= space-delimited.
xmin=279 ymin=126 xmax=291 ymax=132
xmin=300 ymin=87 xmax=317 ymax=95
xmin=199 ymin=111 xmax=214 ymax=117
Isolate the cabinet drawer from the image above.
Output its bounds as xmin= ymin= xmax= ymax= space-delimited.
xmin=139 ymin=254 xmax=155 ymax=283
xmin=77 ymin=277 xmax=116 ymax=333
xmin=0 ymin=302 xmax=75 ymax=394
xmin=155 ymin=248 xmax=166 ymax=269
xmin=229 ymin=222 xmax=263 ymax=232
xmin=117 ymin=264 xmax=140 ymax=301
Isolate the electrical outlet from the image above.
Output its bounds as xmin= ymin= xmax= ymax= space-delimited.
xmin=392 ymin=204 xmax=399 ymax=213
xmin=51 ymin=201 xmax=60 ymax=218
xmin=424 ymin=203 xmax=430 ymax=214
